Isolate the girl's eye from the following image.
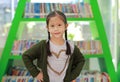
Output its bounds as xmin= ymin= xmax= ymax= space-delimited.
xmin=58 ymin=24 xmax=61 ymax=26
xmin=51 ymin=25 xmax=54 ymax=27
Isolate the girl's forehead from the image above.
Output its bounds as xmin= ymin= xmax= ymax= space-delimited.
xmin=50 ymin=16 xmax=62 ymax=20
xmin=49 ymin=16 xmax=64 ymax=22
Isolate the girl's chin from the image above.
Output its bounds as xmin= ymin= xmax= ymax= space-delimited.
xmin=54 ymin=36 xmax=62 ymax=38
xmin=52 ymin=35 xmax=62 ymax=38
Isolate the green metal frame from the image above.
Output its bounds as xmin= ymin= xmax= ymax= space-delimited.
xmin=0 ymin=0 xmax=118 ymax=82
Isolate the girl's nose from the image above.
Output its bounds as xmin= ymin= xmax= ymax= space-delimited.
xmin=54 ymin=27 xmax=58 ymax=30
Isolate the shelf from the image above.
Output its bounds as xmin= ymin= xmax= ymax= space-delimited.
xmin=9 ymin=55 xmax=22 ymax=60
xmin=21 ymin=18 xmax=94 ymax=22
xmin=84 ymin=54 xmax=104 ymax=59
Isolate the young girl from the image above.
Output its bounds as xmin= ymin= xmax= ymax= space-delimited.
xmin=22 ymin=10 xmax=85 ymax=82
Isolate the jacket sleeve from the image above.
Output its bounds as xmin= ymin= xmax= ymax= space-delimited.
xmin=22 ymin=43 xmax=41 ymax=77
xmin=70 ymin=45 xmax=85 ymax=81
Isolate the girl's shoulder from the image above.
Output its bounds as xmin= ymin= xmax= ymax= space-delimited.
xmin=67 ymin=40 xmax=75 ymax=54
xmin=38 ymin=40 xmax=47 ymax=45
xmin=34 ymin=40 xmax=46 ymax=48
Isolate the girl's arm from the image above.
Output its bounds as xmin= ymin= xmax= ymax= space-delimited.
xmin=70 ymin=46 xmax=85 ymax=81
xmin=36 ymin=72 xmax=44 ymax=82
xmin=22 ymin=43 xmax=41 ymax=77
xmin=71 ymin=80 xmax=76 ymax=82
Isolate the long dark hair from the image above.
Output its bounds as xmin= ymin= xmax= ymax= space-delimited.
xmin=46 ymin=10 xmax=71 ymax=56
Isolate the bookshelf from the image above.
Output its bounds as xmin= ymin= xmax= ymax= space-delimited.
xmin=0 ymin=0 xmax=118 ymax=82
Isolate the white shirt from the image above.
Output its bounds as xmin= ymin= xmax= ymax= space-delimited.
xmin=47 ymin=40 xmax=74 ymax=82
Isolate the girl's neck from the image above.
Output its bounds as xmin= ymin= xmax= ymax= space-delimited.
xmin=50 ymin=38 xmax=65 ymax=46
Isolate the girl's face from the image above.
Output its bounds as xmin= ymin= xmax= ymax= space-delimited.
xmin=47 ymin=16 xmax=68 ymax=39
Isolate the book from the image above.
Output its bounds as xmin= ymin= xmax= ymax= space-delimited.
xmin=33 ymin=3 xmax=40 ymax=18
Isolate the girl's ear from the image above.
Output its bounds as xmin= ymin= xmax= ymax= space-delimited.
xmin=65 ymin=24 xmax=68 ymax=30
xmin=46 ymin=26 xmax=49 ymax=32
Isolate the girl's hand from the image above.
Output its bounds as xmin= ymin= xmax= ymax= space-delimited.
xmin=36 ymin=72 xmax=43 ymax=82
xmin=72 ymin=80 xmax=76 ymax=82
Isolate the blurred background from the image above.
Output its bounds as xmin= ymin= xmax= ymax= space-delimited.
xmin=0 ymin=0 xmax=120 ymax=81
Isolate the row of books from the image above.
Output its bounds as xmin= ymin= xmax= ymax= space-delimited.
xmin=2 ymin=76 xmax=38 ymax=82
xmin=76 ymin=70 xmax=111 ymax=82
xmin=2 ymin=66 xmax=110 ymax=82
xmin=74 ymin=40 xmax=103 ymax=54
xmin=2 ymin=74 xmax=110 ymax=82
xmin=2 ymin=66 xmax=38 ymax=82
xmin=24 ymin=2 xmax=93 ymax=18
xmin=7 ymin=66 xmax=31 ymax=76
xmin=11 ymin=40 xmax=102 ymax=55
xmin=11 ymin=40 xmax=40 ymax=55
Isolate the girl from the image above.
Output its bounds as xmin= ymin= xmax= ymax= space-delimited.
xmin=22 ymin=10 xmax=85 ymax=82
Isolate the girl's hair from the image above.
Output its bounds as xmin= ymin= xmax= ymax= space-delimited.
xmin=46 ymin=10 xmax=71 ymax=56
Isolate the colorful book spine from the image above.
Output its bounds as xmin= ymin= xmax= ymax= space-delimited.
xmin=11 ymin=40 xmax=40 ymax=55
xmin=74 ymin=40 xmax=103 ymax=54
xmin=76 ymin=71 xmax=111 ymax=82
xmin=33 ymin=3 xmax=40 ymax=18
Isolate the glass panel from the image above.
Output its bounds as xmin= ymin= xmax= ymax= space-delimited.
xmin=0 ymin=0 xmax=18 ymax=57
xmin=77 ymin=58 xmax=111 ymax=82
xmin=11 ymin=21 xmax=103 ymax=55
xmin=17 ymin=21 xmax=99 ymax=41
xmin=119 ymin=0 xmax=120 ymax=19
xmin=18 ymin=22 xmax=48 ymax=40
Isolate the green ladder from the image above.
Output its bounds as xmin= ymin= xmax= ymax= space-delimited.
xmin=0 ymin=0 xmax=118 ymax=82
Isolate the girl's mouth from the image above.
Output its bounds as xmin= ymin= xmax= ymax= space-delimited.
xmin=54 ymin=32 xmax=60 ymax=34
